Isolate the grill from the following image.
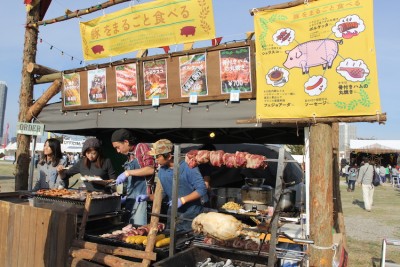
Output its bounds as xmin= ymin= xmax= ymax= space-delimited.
xmin=154 ymin=246 xmax=267 ymax=267
xmin=33 ymin=195 xmax=121 ymax=216
xmin=192 ymin=235 xmax=307 ymax=263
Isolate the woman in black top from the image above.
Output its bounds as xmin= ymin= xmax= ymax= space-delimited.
xmin=57 ymin=138 xmax=116 ymax=191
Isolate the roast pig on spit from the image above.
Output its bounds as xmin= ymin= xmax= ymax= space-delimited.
xmin=192 ymin=212 xmax=245 ymax=241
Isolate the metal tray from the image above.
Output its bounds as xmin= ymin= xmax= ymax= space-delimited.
xmin=33 ymin=195 xmax=121 ymax=216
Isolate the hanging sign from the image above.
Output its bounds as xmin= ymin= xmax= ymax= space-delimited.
xmin=219 ymin=47 xmax=252 ymax=94
xmin=254 ymin=0 xmax=381 ymax=119
xmin=62 ymin=73 xmax=81 ymax=107
xmin=80 ymin=0 xmax=215 ymax=60
xmin=87 ymin=68 xmax=107 ymax=104
xmin=116 ymin=64 xmax=138 ymax=102
xmin=143 ymin=59 xmax=168 ymax=100
xmin=17 ymin=122 xmax=44 ymax=136
xmin=179 ymin=53 xmax=208 ymax=97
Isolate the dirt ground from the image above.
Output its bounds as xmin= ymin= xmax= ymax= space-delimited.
xmin=1 ymin=161 xmax=399 ymax=265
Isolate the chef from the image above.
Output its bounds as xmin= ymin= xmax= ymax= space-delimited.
xmin=136 ymin=139 xmax=208 ymax=232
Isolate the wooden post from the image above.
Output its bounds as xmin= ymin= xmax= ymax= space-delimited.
xmin=78 ymin=193 xmax=92 ymax=240
xmin=332 ymin=123 xmax=348 ymax=250
xmin=15 ymin=3 xmax=40 ymax=190
xmin=309 ymin=123 xmax=334 ymax=266
xmin=142 ymin=182 xmax=163 ymax=266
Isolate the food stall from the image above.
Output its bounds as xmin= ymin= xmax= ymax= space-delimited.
xmin=12 ymin=0 xmax=385 ymax=265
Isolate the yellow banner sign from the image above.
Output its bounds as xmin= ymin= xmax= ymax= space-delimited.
xmin=254 ymin=0 xmax=381 ymax=119
xmin=80 ymin=0 xmax=215 ymax=61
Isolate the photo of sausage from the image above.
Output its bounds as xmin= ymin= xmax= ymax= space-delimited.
xmin=304 ymin=76 xmax=327 ymax=96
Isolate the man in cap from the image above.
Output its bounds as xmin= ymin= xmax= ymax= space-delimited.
xmin=136 ymin=139 xmax=208 ymax=232
xmin=111 ymin=129 xmax=155 ymax=225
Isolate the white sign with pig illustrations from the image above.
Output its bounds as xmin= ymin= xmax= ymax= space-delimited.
xmin=254 ymin=0 xmax=381 ymax=119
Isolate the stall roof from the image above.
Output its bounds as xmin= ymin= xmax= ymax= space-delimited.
xmin=36 ymin=101 xmax=305 ymax=144
xmin=349 ymin=140 xmax=400 ymax=154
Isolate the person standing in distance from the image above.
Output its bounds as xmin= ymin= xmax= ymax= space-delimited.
xmin=111 ymin=129 xmax=155 ymax=225
xmin=357 ymin=157 xmax=375 ymax=212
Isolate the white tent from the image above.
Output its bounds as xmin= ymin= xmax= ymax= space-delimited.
xmin=349 ymin=140 xmax=400 ymax=153
xmin=4 ymin=142 xmax=82 ymax=153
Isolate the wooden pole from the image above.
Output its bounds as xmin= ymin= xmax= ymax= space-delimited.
xmin=26 ymin=62 xmax=58 ymax=75
xmin=309 ymin=123 xmax=334 ymax=266
xmin=27 ymin=0 xmax=132 ymax=27
xmin=26 ymin=79 xmax=62 ymax=121
xmin=142 ymin=182 xmax=163 ymax=266
xmin=15 ymin=4 xmax=40 ymax=190
xmin=78 ymin=193 xmax=92 ymax=240
xmin=332 ymin=123 xmax=348 ymax=250
xmin=34 ymin=72 xmax=62 ymax=84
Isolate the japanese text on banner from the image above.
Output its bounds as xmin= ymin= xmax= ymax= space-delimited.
xmin=254 ymin=0 xmax=381 ymax=119
xmin=80 ymin=0 xmax=215 ymax=60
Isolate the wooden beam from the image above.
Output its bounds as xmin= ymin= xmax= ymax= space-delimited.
xmin=27 ymin=0 xmax=131 ymax=27
xmin=27 ymin=62 xmax=58 ymax=75
xmin=249 ymin=0 xmax=318 ymax=16
xmin=34 ymin=72 xmax=62 ymax=84
xmin=72 ymin=240 xmax=157 ymax=261
xmin=237 ymin=113 xmax=387 ymax=124
xmin=26 ymin=79 xmax=62 ymax=122
xmin=69 ymin=248 xmax=141 ymax=267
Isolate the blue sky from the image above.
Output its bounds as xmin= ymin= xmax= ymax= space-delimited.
xmin=0 ymin=0 xmax=398 ymax=140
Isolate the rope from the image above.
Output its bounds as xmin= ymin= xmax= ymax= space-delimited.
xmin=310 ymin=243 xmax=338 ymax=265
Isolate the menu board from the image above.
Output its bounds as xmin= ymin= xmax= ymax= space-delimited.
xmin=220 ymin=47 xmax=252 ymax=94
xmin=115 ymin=64 xmax=138 ymax=102
xmin=143 ymin=59 xmax=168 ymax=100
xmin=62 ymin=73 xmax=81 ymax=107
xmin=179 ymin=53 xmax=208 ymax=97
xmin=87 ymin=68 xmax=107 ymax=104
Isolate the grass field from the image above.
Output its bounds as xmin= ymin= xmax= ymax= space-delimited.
xmin=1 ymin=162 xmax=399 ymax=265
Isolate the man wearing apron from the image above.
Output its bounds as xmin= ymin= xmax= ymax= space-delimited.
xmin=111 ymin=129 xmax=155 ymax=225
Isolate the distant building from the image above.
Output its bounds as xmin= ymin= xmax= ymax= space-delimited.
xmin=0 ymin=81 xmax=7 ymax=137
xmin=339 ymin=122 xmax=357 ymax=159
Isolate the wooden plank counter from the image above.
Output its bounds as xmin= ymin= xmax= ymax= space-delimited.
xmin=0 ymin=196 xmax=76 ymax=267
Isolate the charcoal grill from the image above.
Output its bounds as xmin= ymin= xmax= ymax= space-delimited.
xmin=192 ymin=235 xmax=307 ymax=263
xmin=33 ymin=195 xmax=121 ymax=216
xmin=154 ymin=246 xmax=267 ymax=267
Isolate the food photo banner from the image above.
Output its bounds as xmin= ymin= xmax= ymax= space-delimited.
xmin=61 ymin=42 xmax=256 ymax=111
xmin=80 ymin=0 xmax=216 ymax=60
xmin=254 ymin=0 xmax=381 ymax=119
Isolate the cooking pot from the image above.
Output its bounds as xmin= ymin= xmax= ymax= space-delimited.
xmin=244 ymin=178 xmax=265 ymax=187
xmin=241 ymin=185 xmax=273 ymax=206
xmin=278 ymin=189 xmax=296 ymax=211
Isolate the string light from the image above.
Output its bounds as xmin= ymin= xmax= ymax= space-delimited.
xmin=38 ymin=36 xmax=83 ymax=65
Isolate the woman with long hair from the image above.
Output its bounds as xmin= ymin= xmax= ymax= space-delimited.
xmin=57 ymin=137 xmax=116 ymax=191
xmin=32 ymin=138 xmax=66 ymax=191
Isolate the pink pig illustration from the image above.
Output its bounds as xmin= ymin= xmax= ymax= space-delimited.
xmin=283 ymin=39 xmax=343 ymax=74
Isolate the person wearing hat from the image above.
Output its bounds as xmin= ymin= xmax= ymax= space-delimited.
xmin=33 ymin=138 xmax=67 ymax=191
xmin=57 ymin=137 xmax=116 ymax=191
xmin=111 ymin=129 xmax=155 ymax=225
xmin=136 ymin=139 xmax=208 ymax=232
